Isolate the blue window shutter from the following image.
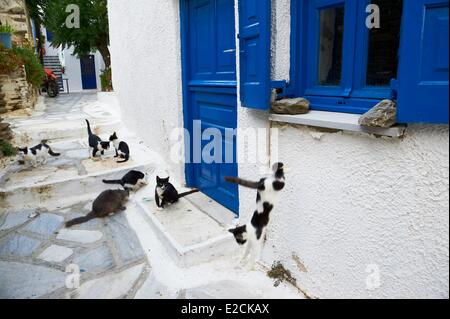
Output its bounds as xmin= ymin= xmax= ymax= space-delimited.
xmin=397 ymin=0 xmax=449 ymax=124
xmin=238 ymin=0 xmax=272 ymax=109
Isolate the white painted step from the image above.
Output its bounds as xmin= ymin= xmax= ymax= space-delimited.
xmin=135 ymin=192 xmax=237 ymax=268
xmin=0 ymin=139 xmax=157 ymax=210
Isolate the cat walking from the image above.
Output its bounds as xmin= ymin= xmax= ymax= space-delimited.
xmin=18 ymin=143 xmax=61 ymax=167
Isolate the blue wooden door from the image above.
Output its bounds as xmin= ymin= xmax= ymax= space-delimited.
xmin=182 ymin=0 xmax=239 ymax=214
xmin=80 ymin=55 xmax=97 ymax=90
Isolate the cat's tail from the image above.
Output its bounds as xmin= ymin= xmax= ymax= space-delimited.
xmin=117 ymin=156 xmax=129 ymax=163
xmin=177 ymin=189 xmax=199 ymax=199
xmin=85 ymin=119 xmax=93 ymax=136
xmin=48 ymin=147 xmax=60 ymax=157
xmin=102 ymin=179 xmax=123 ymax=185
xmin=65 ymin=213 xmax=96 ymax=228
xmin=225 ymin=177 xmax=260 ymax=189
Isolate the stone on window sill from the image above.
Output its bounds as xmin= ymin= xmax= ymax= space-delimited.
xmin=358 ymin=99 xmax=397 ymax=128
xmin=269 ymin=110 xmax=406 ymax=138
xmin=271 ymin=98 xmax=310 ymax=115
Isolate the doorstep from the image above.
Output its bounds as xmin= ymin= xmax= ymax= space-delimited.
xmin=136 ymin=194 xmax=236 ymax=268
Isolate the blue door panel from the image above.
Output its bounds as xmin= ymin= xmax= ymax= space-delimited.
xmin=183 ymin=0 xmax=239 ymax=215
xmin=238 ymin=0 xmax=271 ymax=109
xmin=80 ymin=55 xmax=97 ymax=90
xmin=189 ymin=0 xmax=236 ymax=82
xmin=397 ymin=0 xmax=449 ymax=124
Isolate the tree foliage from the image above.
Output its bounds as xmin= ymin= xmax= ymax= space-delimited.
xmin=26 ymin=0 xmax=110 ymax=68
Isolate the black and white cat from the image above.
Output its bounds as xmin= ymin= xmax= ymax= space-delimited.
xmin=103 ymin=170 xmax=148 ymax=191
xmin=18 ymin=143 xmax=61 ymax=167
xmin=227 ymin=162 xmax=286 ymax=270
xmin=109 ymin=132 xmax=130 ymax=163
xmin=86 ymin=119 xmax=110 ymax=159
xmin=155 ymin=176 xmax=199 ymax=209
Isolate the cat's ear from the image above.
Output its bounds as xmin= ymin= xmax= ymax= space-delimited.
xmin=156 ymin=176 xmax=160 ymax=182
xmin=228 ymin=228 xmax=236 ymax=234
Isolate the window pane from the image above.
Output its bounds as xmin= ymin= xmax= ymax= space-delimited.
xmin=318 ymin=6 xmax=345 ymax=86
xmin=366 ymin=0 xmax=403 ymax=86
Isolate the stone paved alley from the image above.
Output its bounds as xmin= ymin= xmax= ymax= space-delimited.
xmin=0 ymin=93 xmax=304 ymax=299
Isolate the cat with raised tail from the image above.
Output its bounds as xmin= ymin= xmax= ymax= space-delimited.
xmin=103 ymin=170 xmax=148 ymax=191
xmin=18 ymin=143 xmax=61 ymax=167
xmin=226 ymin=162 xmax=286 ymax=270
xmin=66 ymin=189 xmax=130 ymax=227
xmin=109 ymin=132 xmax=130 ymax=163
xmin=86 ymin=119 xmax=110 ymax=159
xmin=155 ymin=176 xmax=199 ymax=209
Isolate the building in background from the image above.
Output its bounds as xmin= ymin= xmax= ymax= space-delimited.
xmin=108 ymin=0 xmax=449 ymax=298
xmin=41 ymin=27 xmax=105 ymax=93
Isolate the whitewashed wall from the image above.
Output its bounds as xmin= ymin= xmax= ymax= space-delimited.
xmin=237 ymin=0 xmax=449 ymax=299
xmin=108 ymin=0 xmax=185 ymax=182
xmin=108 ymin=0 xmax=449 ymax=298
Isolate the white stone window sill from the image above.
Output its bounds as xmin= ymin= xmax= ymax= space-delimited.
xmin=269 ymin=111 xmax=406 ymax=138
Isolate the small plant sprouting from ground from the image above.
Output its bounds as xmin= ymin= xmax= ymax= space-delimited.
xmin=0 ymin=140 xmax=16 ymax=157
xmin=267 ymin=261 xmax=297 ymax=288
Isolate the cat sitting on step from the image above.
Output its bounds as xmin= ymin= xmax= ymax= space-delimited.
xmin=18 ymin=143 xmax=61 ymax=167
xmin=226 ymin=162 xmax=285 ymax=270
xmin=109 ymin=132 xmax=130 ymax=163
xmin=155 ymin=176 xmax=199 ymax=209
xmin=65 ymin=189 xmax=130 ymax=227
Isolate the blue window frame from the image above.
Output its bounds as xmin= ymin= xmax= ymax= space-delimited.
xmin=291 ymin=0 xmax=402 ymax=114
xmin=291 ymin=0 xmax=449 ymax=123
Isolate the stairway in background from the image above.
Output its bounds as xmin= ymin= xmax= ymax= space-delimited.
xmin=43 ymin=55 xmax=64 ymax=92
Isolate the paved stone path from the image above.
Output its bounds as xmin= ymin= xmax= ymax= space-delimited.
xmin=0 ymin=201 xmax=150 ymax=299
xmin=0 ymin=93 xmax=152 ymax=299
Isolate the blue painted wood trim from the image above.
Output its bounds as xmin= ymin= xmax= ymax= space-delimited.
xmin=289 ymin=0 xmax=396 ymax=114
xmin=180 ymin=0 xmax=195 ymax=187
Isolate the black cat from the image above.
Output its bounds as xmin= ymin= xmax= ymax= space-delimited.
xmin=155 ymin=176 xmax=199 ymax=209
xmin=86 ymin=119 xmax=110 ymax=158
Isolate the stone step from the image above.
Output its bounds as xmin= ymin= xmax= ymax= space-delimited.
xmin=134 ymin=191 xmax=237 ymax=268
xmin=0 ymin=139 xmax=157 ymax=211
xmin=4 ymin=93 xmax=122 ymax=145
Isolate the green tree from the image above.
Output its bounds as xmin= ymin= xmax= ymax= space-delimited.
xmin=27 ymin=0 xmax=110 ymax=68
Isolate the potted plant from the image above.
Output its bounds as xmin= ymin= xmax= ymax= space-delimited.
xmin=0 ymin=23 xmax=13 ymax=49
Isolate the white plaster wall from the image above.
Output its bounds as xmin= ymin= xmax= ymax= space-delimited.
xmin=236 ymin=0 xmax=449 ymax=299
xmin=108 ymin=0 xmax=185 ymax=182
